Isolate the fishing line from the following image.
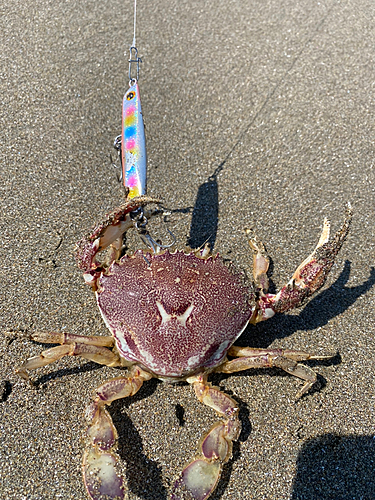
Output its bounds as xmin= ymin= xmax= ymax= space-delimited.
xmin=132 ymin=0 xmax=137 ymax=48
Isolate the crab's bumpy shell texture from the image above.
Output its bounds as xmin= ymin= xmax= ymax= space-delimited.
xmin=97 ymin=250 xmax=255 ymax=378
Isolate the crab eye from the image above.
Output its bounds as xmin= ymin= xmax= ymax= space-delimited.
xmin=126 ymin=91 xmax=135 ymax=100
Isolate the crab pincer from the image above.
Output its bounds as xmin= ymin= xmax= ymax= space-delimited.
xmin=253 ymin=204 xmax=353 ymax=322
xmin=171 ymin=375 xmax=241 ymax=500
xmin=83 ymin=367 xmax=152 ymax=500
xmin=75 ymin=195 xmax=160 ymax=286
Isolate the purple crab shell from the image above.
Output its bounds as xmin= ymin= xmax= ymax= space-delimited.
xmin=96 ymin=250 xmax=255 ymax=378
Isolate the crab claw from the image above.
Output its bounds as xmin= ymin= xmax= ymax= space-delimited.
xmin=84 ymin=449 xmax=124 ymax=500
xmin=83 ymin=404 xmax=125 ymax=500
xmin=75 ymin=195 xmax=159 ymax=286
xmin=171 ymin=459 xmax=221 ymax=500
xmin=253 ymin=205 xmax=352 ymax=322
xmin=82 ymin=368 xmax=151 ymax=500
xmin=171 ymin=376 xmax=240 ymax=500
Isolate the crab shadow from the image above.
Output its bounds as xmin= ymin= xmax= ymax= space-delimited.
xmin=31 ymin=360 xmax=105 ymax=388
xmin=291 ymin=433 xmax=375 ymax=499
xmin=109 ymin=378 xmax=252 ymax=500
xmin=110 ymin=378 xmax=168 ymax=500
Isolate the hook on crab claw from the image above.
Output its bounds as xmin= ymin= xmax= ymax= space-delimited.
xmin=130 ymin=206 xmax=176 ymax=253
xmin=138 ymin=227 xmax=176 ymax=253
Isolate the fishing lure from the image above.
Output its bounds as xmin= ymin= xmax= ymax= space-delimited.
xmin=121 ymin=47 xmax=147 ymax=198
xmin=110 ymin=9 xmax=174 ymax=253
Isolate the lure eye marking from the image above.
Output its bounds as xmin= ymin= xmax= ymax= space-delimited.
xmin=126 ymin=91 xmax=135 ymax=100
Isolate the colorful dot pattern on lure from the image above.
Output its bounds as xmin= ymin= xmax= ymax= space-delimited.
xmin=121 ymin=82 xmax=147 ymax=198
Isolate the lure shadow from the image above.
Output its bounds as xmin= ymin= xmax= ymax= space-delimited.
xmin=291 ymin=433 xmax=375 ymax=499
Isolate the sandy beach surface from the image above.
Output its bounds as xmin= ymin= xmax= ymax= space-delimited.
xmin=1 ymin=0 xmax=374 ymax=499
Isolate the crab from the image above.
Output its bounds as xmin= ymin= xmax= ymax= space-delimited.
xmin=17 ymin=195 xmax=352 ymax=500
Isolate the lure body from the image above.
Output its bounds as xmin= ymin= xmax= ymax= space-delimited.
xmin=121 ymin=82 xmax=147 ymax=198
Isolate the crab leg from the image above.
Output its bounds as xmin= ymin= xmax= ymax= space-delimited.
xmin=218 ymin=346 xmax=332 ymax=399
xmin=250 ymin=206 xmax=352 ymax=323
xmin=171 ymin=374 xmax=240 ymax=500
xmin=16 ymin=332 xmax=122 ymax=381
xmin=83 ymin=366 xmax=152 ymax=500
xmin=25 ymin=331 xmax=115 ymax=346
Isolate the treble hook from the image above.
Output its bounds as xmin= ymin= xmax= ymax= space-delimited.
xmin=113 ymin=134 xmax=122 ymax=152
xmin=138 ymin=228 xmax=176 ymax=254
xmin=130 ymin=207 xmax=176 ymax=253
xmin=110 ymin=135 xmax=123 ymax=182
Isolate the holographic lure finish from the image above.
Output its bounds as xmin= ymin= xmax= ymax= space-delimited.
xmin=121 ymin=82 xmax=147 ymax=198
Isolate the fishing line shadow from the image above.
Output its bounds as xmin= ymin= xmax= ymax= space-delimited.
xmin=185 ymin=3 xmax=336 ymax=251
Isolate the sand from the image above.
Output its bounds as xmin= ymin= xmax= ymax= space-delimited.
xmin=1 ymin=0 xmax=374 ymax=499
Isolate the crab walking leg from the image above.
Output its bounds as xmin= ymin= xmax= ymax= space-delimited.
xmin=253 ymin=206 xmax=352 ymax=323
xmin=28 ymin=331 xmax=115 ymax=346
xmin=219 ymin=346 xmax=333 ymax=399
xmin=83 ymin=366 xmax=152 ymax=500
xmin=16 ymin=341 xmax=122 ymax=381
xmin=171 ymin=374 xmax=240 ymax=500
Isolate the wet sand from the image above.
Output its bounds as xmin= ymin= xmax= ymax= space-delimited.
xmin=1 ymin=0 xmax=374 ymax=499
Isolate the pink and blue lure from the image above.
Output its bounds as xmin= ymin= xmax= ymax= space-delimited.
xmin=121 ymin=82 xmax=147 ymax=199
